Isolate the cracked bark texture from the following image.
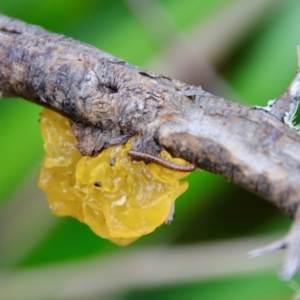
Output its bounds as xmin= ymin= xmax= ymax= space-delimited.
xmin=1 ymin=15 xmax=300 ymax=278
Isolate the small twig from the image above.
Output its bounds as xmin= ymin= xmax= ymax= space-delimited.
xmin=0 ymin=236 xmax=285 ymax=299
xmin=269 ymin=45 xmax=300 ymax=122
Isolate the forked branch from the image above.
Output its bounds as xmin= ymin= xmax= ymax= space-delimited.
xmin=1 ymin=15 xmax=300 ymax=279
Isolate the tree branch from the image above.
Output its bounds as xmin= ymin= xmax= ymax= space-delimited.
xmin=1 ymin=14 xmax=300 ymax=278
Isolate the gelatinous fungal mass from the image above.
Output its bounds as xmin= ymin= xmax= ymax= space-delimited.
xmin=38 ymin=109 xmax=192 ymax=245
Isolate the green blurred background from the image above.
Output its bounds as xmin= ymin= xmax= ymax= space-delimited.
xmin=1 ymin=0 xmax=300 ymax=299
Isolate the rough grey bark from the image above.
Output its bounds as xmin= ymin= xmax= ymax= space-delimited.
xmin=1 ymin=15 xmax=300 ymax=279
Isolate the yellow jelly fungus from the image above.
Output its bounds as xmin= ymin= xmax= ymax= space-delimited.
xmin=38 ymin=109 xmax=191 ymax=245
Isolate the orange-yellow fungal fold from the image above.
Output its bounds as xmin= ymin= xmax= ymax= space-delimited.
xmin=38 ymin=109 xmax=191 ymax=245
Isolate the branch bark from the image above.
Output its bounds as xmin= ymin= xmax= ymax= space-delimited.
xmin=1 ymin=15 xmax=300 ymax=278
